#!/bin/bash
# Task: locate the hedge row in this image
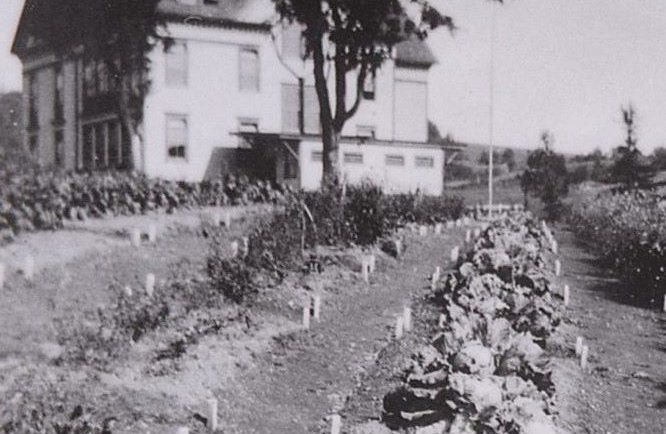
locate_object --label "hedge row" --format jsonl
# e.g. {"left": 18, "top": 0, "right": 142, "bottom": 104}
{"left": 383, "top": 214, "right": 565, "bottom": 434}
{"left": 568, "top": 191, "right": 666, "bottom": 302}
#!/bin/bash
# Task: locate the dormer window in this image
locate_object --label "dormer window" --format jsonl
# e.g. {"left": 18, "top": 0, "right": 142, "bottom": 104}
{"left": 239, "top": 47, "right": 260, "bottom": 92}
{"left": 165, "top": 42, "right": 188, "bottom": 87}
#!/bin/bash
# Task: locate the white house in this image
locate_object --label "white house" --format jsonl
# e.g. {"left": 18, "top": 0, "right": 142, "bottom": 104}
{"left": 12, "top": 0, "right": 460, "bottom": 194}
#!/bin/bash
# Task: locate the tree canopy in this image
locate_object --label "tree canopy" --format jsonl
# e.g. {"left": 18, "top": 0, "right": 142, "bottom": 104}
{"left": 609, "top": 105, "right": 655, "bottom": 189}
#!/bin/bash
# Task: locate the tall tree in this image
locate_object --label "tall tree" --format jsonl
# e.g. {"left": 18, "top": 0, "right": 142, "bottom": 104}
{"left": 610, "top": 104, "right": 654, "bottom": 189}
{"left": 273, "top": 0, "right": 461, "bottom": 179}
{"left": 30, "top": 0, "right": 166, "bottom": 170}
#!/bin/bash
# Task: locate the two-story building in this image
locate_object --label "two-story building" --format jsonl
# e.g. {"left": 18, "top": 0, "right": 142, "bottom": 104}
{"left": 12, "top": 0, "right": 459, "bottom": 194}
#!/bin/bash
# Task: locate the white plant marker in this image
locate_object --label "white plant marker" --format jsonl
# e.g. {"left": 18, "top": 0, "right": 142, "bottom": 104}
{"left": 403, "top": 307, "right": 412, "bottom": 332}
{"left": 368, "top": 254, "right": 376, "bottom": 273}
{"left": 580, "top": 345, "right": 589, "bottom": 369}
{"left": 465, "top": 229, "right": 472, "bottom": 244}
{"left": 555, "top": 259, "right": 562, "bottom": 277}
{"left": 446, "top": 221, "right": 454, "bottom": 229}
{"left": 575, "top": 336, "right": 584, "bottom": 356}
{"left": 329, "top": 414, "right": 342, "bottom": 434}
{"left": 450, "top": 246, "right": 460, "bottom": 263}
{"left": 361, "top": 259, "right": 370, "bottom": 283}
{"left": 455, "top": 219, "right": 462, "bottom": 228}
{"left": 438, "top": 314, "right": 446, "bottom": 328}
{"left": 175, "top": 427, "right": 189, "bottom": 434}
{"left": 473, "top": 228, "right": 481, "bottom": 239}
{"left": 551, "top": 240, "right": 558, "bottom": 254}
{"left": 123, "top": 285, "right": 133, "bottom": 297}
{"left": 242, "top": 236, "right": 250, "bottom": 258}
{"left": 130, "top": 228, "right": 141, "bottom": 247}
{"left": 663, "top": 295, "right": 666, "bottom": 313}
{"left": 419, "top": 225, "right": 428, "bottom": 237}
{"left": 24, "top": 256, "right": 35, "bottom": 281}
{"left": 395, "top": 239, "right": 403, "bottom": 257}
{"left": 563, "top": 284, "right": 571, "bottom": 306}
{"left": 313, "top": 295, "right": 322, "bottom": 321}
{"left": 206, "top": 398, "right": 218, "bottom": 431}
{"left": 394, "top": 316, "right": 404, "bottom": 339}
{"left": 230, "top": 241, "right": 239, "bottom": 258}
{"left": 0, "top": 263, "right": 5, "bottom": 289}
{"left": 434, "top": 223, "right": 442, "bottom": 234}
{"left": 224, "top": 212, "right": 232, "bottom": 228}
{"left": 145, "top": 273, "right": 156, "bottom": 297}
{"left": 431, "top": 266, "right": 441, "bottom": 290}
{"left": 302, "top": 304, "right": 311, "bottom": 329}
{"left": 463, "top": 217, "right": 471, "bottom": 226}
{"left": 147, "top": 224, "right": 157, "bottom": 243}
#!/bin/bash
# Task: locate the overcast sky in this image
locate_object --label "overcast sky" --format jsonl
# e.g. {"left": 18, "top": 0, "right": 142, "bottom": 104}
{"left": 1, "top": 0, "right": 665, "bottom": 154}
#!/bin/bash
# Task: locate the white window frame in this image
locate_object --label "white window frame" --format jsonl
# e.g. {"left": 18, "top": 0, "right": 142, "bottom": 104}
{"left": 165, "top": 114, "right": 189, "bottom": 161}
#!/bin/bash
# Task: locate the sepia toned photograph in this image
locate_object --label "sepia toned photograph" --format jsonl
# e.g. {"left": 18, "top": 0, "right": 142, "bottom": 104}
{"left": 0, "top": 1, "right": 664, "bottom": 433}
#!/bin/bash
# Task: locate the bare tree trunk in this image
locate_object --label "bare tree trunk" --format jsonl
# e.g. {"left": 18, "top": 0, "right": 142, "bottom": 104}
{"left": 312, "top": 35, "right": 337, "bottom": 181}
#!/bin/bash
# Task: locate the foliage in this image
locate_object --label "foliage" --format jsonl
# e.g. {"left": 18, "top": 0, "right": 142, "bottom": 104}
{"left": 609, "top": 105, "right": 655, "bottom": 189}
{"left": 272, "top": 0, "right": 455, "bottom": 176}
{"left": 383, "top": 214, "right": 563, "bottom": 433}
{"left": 0, "top": 171, "right": 284, "bottom": 243}
{"left": 0, "top": 92, "right": 30, "bottom": 171}
{"left": 207, "top": 255, "right": 259, "bottom": 304}
{"left": 652, "top": 147, "right": 666, "bottom": 171}
{"left": 569, "top": 191, "right": 666, "bottom": 303}
{"left": 520, "top": 131, "right": 569, "bottom": 220}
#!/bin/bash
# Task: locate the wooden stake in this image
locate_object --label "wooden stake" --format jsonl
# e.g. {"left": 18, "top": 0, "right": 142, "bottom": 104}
{"left": 24, "top": 256, "right": 35, "bottom": 281}
{"left": 551, "top": 240, "right": 558, "bottom": 254}
{"left": 395, "top": 239, "right": 403, "bottom": 257}
{"left": 563, "top": 284, "right": 570, "bottom": 306}
{"left": 455, "top": 219, "right": 462, "bottom": 228}
{"left": 130, "top": 228, "right": 141, "bottom": 247}
{"left": 663, "top": 295, "right": 666, "bottom": 313}
{"left": 403, "top": 307, "right": 412, "bottom": 332}
{"left": 123, "top": 285, "right": 133, "bottom": 297}
{"left": 368, "top": 254, "right": 376, "bottom": 273}
{"left": 230, "top": 241, "right": 239, "bottom": 258}
{"left": 206, "top": 398, "right": 218, "bottom": 431}
{"left": 146, "top": 273, "right": 156, "bottom": 297}
{"left": 329, "top": 414, "right": 342, "bottom": 434}
{"left": 419, "top": 225, "right": 428, "bottom": 237}
{"left": 395, "top": 316, "right": 404, "bottom": 339}
{"left": 575, "top": 336, "right": 584, "bottom": 356}
{"left": 224, "top": 212, "right": 232, "bottom": 228}
{"left": 302, "top": 304, "right": 311, "bottom": 329}
{"left": 465, "top": 229, "right": 471, "bottom": 243}
{"left": 463, "top": 217, "right": 471, "bottom": 226}
{"left": 446, "top": 221, "right": 454, "bottom": 229}
{"left": 431, "top": 266, "right": 441, "bottom": 290}
{"left": 473, "top": 228, "right": 481, "bottom": 238}
{"left": 242, "top": 236, "right": 250, "bottom": 258}
{"left": 434, "top": 223, "right": 442, "bottom": 234}
{"left": 580, "top": 345, "right": 589, "bottom": 369}
{"left": 147, "top": 224, "right": 157, "bottom": 243}
{"left": 450, "top": 246, "right": 460, "bottom": 263}
{"left": 555, "top": 259, "right": 562, "bottom": 277}
{"left": 313, "top": 295, "right": 322, "bottom": 321}
{"left": 438, "top": 314, "right": 446, "bottom": 328}
{"left": 361, "top": 259, "right": 370, "bottom": 283}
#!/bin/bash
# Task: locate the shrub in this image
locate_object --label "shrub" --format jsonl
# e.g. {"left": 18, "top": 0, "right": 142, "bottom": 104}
{"left": 207, "top": 256, "right": 258, "bottom": 303}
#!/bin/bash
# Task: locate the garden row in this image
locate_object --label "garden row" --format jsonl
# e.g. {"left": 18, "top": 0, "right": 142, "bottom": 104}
{"left": 0, "top": 171, "right": 285, "bottom": 241}
{"left": 568, "top": 191, "right": 666, "bottom": 303}
{"left": 382, "top": 214, "right": 566, "bottom": 434}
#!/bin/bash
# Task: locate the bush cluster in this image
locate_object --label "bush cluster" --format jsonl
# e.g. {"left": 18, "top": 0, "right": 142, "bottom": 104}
{"left": 0, "top": 170, "right": 286, "bottom": 241}
{"left": 384, "top": 214, "right": 564, "bottom": 433}
{"left": 569, "top": 191, "right": 666, "bottom": 302}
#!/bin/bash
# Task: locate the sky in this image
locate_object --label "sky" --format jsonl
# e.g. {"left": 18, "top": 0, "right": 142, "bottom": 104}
{"left": 1, "top": 0, "right": 665, "bottom": 154}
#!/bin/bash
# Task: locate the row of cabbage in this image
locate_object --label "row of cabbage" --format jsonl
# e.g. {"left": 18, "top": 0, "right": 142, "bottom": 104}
{"left": 568, "top": 191, "right": 665, "bottom": 302}
{"left": 383, "top": 214, "right": 565, "bottom": 434}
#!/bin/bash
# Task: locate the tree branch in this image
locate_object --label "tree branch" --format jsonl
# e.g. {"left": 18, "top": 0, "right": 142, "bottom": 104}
{"left": 342, "top": 61, "right": 368, "bottom": 124}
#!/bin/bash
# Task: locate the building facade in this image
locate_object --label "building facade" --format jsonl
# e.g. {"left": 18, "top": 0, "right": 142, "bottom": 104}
{"left": 12, "top": 0, "right": 458, "bottom": 195}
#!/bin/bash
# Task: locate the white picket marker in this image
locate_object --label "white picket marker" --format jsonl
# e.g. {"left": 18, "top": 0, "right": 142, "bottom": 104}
{"left": 206, "top": 398, "right": 219, "bottom": 431}
{"left": 230, "top": 241, "right": 239, "bottom": 258}
{"left": 224, "top": 212, "right": 232, "bottom": 228}
{"left": 555, "top": 259, "right": 562, "bottom": 277}
{"left": 434, "top": 223, "right": 442, "bottom": 234}
{"left": 329, "top": 414, "right": 342, "bottom": 434}
{"left": 147, "top": 224, "right": 157, "bottom": 243}
{"left": 394, "top": 316, "right": 404, "bottom": 339}
{"left": 431, "top": 266, "right": 441, "bottom": 290}
{"left": 368, "top": 254, "right": 376, "bottom": 273}
{"left": 242, "top": 236, "right": 250, "bottom": 258}
{"left": 175, "top": 427, "right": 189, "bottom": 434}
{"left": 123, "top": 285, "right": 133, "bottom": 297}
{"left": 463, "top": 216, "right": 471, "bottom": 226}
{"left": 419, "top": 225, "right": 428, "bottom": 237}
{"left": 145, "top": 273, "right": 156, "bottom": 297}
{"left": 302, "top": 304, "right": 311, "bottom": 329}
{"left": 580, "top": 345, "right": 589, "bottom": 370}
{"left": 0, "top": 263, "right": 5, "bottom": 289}
{"left": 450, "top": 246, "right": 460, "bottom": 263}
{"left": 663, "top": 295, "right": 666, "bottom": 313}
{"left": 465, "top": 229, "right": 472, "bottom": 244}
{"left": 24, "top": 256, "right": 35, "bottom": 281}
{"left": 403, "top": 307, "right": 413, "bottom": 332}
{"left": 551, "top": 240, "right": 558, "bottom": 254}
{"left": 130, "top": 228, "right": 141, "bottom": 247}
{"left": 395, "top": 239, "right": 403, "bottom": 257}
{"left": 473, "top": 228, "right": 481, "bottom": 238}
{"left": 438, "top": 314, "right": 446, "bottom": 328}
{"left": 446, "top": 221, "right": 454, "bottom": 229}
{"left": 575, "top": 336, "right": 584, "bottom": 356}
{"left": 313, "top": 295, "right": 322, "bottom": 321}
{"left": 455, "top": 219, "right": 462, "bottom": 228}
{"left": 361, "top": 259, "right": 370, "bottom": 283}
{"left": 563, "top": 284, "right": 570, "bottom": 306}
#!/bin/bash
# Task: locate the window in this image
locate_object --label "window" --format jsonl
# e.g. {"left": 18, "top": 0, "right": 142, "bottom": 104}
{"left": 239, "top": 47, "right": 260, "bottom": 92}
{"left": 108, "top": 122, "right": 121, "bottom": 167}
{"left": 54, "top": 66, "right": 64, "bottom": 122}
{"left": 97, "top": 61, "right": 109, "bottom": 94}
{"left": 282, "top": 24, "right": 305, "bottom": 58}
{"left": 84, "top": 59, "right": 96, "bottom": 98}
{"left": 415, "top": 156, "right": 435, "bottom": 168}
{"left": 54, "top": 130, "right": 64, "bottom": 167}
{"left": 303, "top": 86, "right": 319, "bottom": 133}
{"left": 166, "top": 115, "right": 188, "bottom": 159}
{"left": 28, "top": 73, "right": 39, "bottom": 128}
{"left": 363, "top": 72, "right": 376, "bottom": 100}
{"left": 311, "top": 151, "right": 323, "bottom": 162}
{"left": 283, "top": 148, "right": 298, "bottom": 179}
{"left": 95, "top": 123, "right": 107, "bottom": 168}
{"left": 281, "top": 84, "right": 299, "bottom": 133}
{"left": 165, "top": 42, "right": 188, "bottom": 87}
{"left": 343, "top": 152, "right": 363, "bottom": 164}
{"left": 357, "top": 125, "right": 376, "bottom": 139}
{"left": 385, "top": 154, "right": 405, "bottom": 166}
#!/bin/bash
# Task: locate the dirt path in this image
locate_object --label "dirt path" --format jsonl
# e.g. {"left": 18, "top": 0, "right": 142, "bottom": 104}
{"left": 551, "top": 229, "right": 666, "bottom": 434}
{"left": 213, "top": 230, "right": 465, "bottom": 434}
